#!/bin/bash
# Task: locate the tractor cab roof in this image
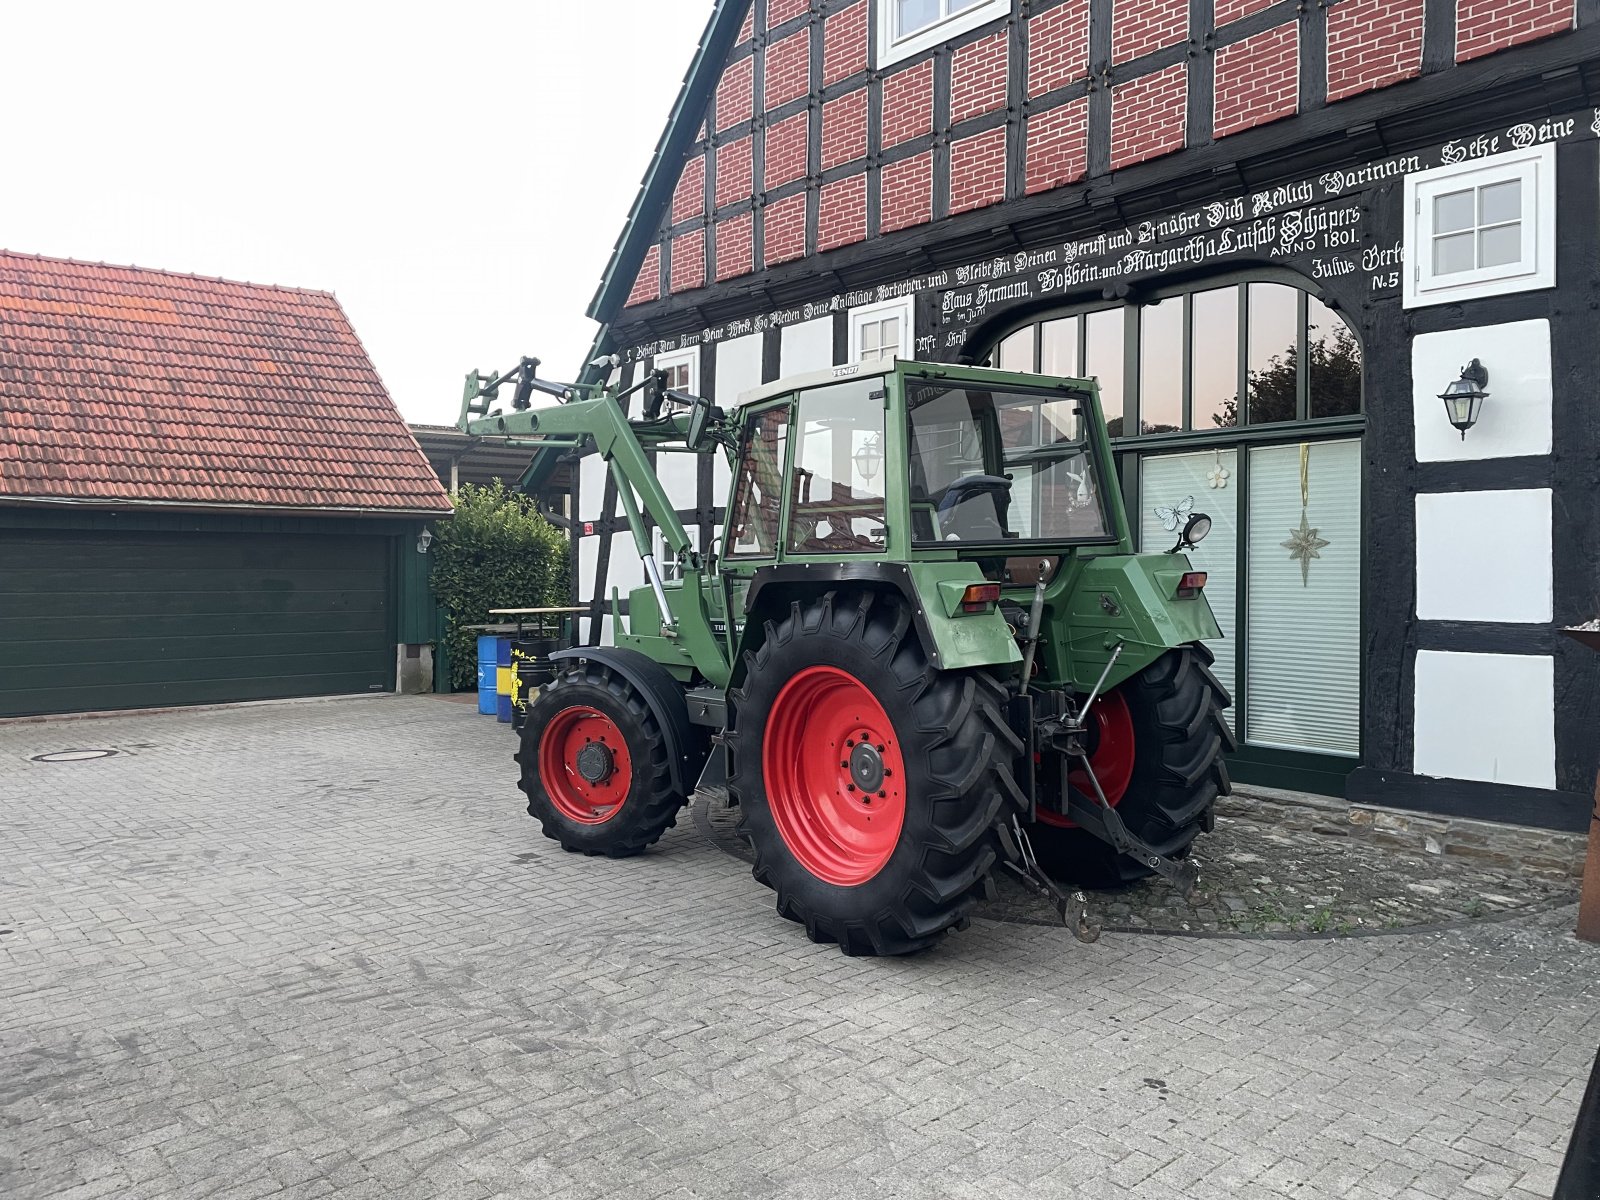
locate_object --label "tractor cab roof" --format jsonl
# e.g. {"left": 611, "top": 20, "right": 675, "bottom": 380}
{"left": 734, "top": 359, "right": 1094, "bottom": 411}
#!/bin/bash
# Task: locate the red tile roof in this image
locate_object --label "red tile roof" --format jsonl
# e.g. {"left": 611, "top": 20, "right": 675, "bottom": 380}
{"left": 0, "top": 251, "right": 451, "bottom": 515}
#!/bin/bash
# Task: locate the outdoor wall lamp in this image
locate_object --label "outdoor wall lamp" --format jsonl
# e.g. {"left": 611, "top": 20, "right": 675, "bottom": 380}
{"left": 853, "top": 434, "right": 883, "bottom": 483}
{"left": 1439, "top": 359, "right": 1490, "bottom": 439}
{"left": 417, "top": 528, "right": 434, "bottom": 554}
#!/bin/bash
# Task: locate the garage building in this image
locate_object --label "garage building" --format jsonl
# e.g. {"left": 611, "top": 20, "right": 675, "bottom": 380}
{"left": 0, "top": 251, "right": 452, "bottom": 717}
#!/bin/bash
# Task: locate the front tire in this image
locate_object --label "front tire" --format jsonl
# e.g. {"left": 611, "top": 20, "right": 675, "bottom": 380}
{"left": 516, "top": 661, "right": 687, "bottom": 857}
{"left": 1030, "top": 644, "right": 1233, "bottom": 888}
{"left": 729, "top": 589, "right": 1026, "bottom": 956}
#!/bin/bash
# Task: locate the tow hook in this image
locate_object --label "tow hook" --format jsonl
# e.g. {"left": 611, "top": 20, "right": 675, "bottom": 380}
{"left": 999, "top": 817, "right": 1100, "bottom": 943}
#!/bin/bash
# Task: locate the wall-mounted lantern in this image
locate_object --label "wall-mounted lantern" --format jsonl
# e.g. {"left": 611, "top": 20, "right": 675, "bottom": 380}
{"left": 1439, "top": 359, "right": 1490, "bottom": 440}
{"left": 853, "top": 434, "right": 883, "bottom": 484}
{"left": 417, "top": 527, "right": 434, "bottom": 555}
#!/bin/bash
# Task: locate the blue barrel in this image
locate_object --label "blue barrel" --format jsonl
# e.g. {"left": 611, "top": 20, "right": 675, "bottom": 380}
{"left": 477, "top": 636, "right": 498, "bottom": 715}
{"left": 495, "top": 638, "right": 513, "bottom": 723}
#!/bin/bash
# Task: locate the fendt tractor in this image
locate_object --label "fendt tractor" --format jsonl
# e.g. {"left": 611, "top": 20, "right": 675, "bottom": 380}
{"left": 460, "top": 355, "right": 1235, "bottom": 955}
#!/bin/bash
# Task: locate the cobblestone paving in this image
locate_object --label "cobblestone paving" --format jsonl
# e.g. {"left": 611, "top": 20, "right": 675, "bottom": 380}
{"left": 3, "top": 696, "right": 1597, "bottom": 1200}
{"left": 700, "top": 793, "right": 1580, "bottom": 937}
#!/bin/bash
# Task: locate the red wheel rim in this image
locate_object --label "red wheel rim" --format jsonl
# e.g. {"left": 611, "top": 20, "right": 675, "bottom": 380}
{"left": 1038, "top": 689, "right": 1137, "bottom": 828}
{"left": 762, "top": 666, "right": 907, "bottom": 886}
{"left": 537, "top": 706, "right": 633, "bottom": 825}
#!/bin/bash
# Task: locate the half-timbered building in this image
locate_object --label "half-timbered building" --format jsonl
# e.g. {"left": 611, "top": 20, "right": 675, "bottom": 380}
{"left": 568, "top": 0, "right": 1600, "bottom": 831}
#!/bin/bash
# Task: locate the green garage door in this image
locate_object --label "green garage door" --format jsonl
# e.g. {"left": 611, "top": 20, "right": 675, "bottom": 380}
{"left": 0, "top": 528, "right": 393, "bottom": 717}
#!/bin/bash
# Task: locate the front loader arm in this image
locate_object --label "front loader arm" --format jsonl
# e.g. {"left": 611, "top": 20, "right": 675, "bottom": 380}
{"left": 466, "top": 394, "right": 731, "bottom": 685}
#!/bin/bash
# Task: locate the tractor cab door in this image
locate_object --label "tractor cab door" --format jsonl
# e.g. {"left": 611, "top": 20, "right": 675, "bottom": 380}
{"left": 724, "top": 376, "right": 891, "bottom": 565}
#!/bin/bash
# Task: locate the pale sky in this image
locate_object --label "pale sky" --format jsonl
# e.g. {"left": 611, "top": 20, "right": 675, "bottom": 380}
{"left": 0, "top": 1, "right": 713, "bottom": 425}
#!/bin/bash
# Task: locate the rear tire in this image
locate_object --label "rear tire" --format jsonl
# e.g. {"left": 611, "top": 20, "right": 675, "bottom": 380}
{"left": 1030, "top": 644, "right": 1233, "bottom": 889}
{"left": 729, "top": 589, "right": 1026, "bottom": 956}
{"left": 516, "top": 661, "right": 687, "bottom": 857}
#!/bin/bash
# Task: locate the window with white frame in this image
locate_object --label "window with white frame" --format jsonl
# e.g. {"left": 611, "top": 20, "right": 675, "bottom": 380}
{"left": 652, "top": 345, "right": 700, "bottom": 393}
{"left": 1403, "top": 144, "right": 1555, "bottom": 309}
{"left": 848, "top": 296, "right": 913, "bottom": 364}
{"left": 877, "top": 0, "right": 1008, "bottom": 67}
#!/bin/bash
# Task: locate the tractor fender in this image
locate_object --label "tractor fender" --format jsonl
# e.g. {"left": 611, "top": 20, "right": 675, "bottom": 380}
{"left": 733, "top": 562, "right": 1021, "bottom": 692}
{"left": 547, "top": 647, "right": 702, "bottom": 796}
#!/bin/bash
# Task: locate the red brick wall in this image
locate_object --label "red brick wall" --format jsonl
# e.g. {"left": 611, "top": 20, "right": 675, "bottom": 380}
{"left": 1111, "top": 0, "right": 1187, "bottom": 63}
{"left": 625, "top": 244, "right": 661, "bottom": 308}
{"left": 1025, "top": 99, "right": 1088, "bottom": 194}
{"left": 1457, "top": 0, "right": 1573, "bottom": 62}
{"left": 950, "top": 127, "right": 1008, "bottom": 215}
{"left": 715, "top": 214, "right": 755, "bottom": 281}
{"left": 640, "top": 0, "right": 1578, "bottom": 303}
{"left": 1325, "top": 0, "right": 1423, "bottom": 102}
{"left": 765, "top": 29, "right": 811, "bottom": 110}
{"left": 1109, "top": 62, "right": 1186, "bottom": 170}
{"left": 715, "top": 136, "right": 754, "bottom": 211}
{"left": 717, "top": 57, "right": 753, "bottom": 132}
{"left": 818, "top": 174, "right": 868, "bottom": 251}
{"left": 670, "top": 230, "right": 705, "bottom": 293}
{"left": 950, "top": 30, "right": 1009, "bottom": 125}
{"left": 765, "top": 112, "right": 810, "bottom": 190}
{"left": 768, "top": 0, "right": 810, "bottom": 27}
{"left": 881, "top": 152, "right": 933, "bottom": 233}
{"left": 738, "top": 4, "right": 755, "bottom": 44}
{"left": 672, "top": 156, "right": 705, "bottom": 224}
{"left": 764, "top": 193, "right": 808, "bottom": 265}
{"left": 883, "top": 60, "right": 935, "bottom": 147}
{"left": 823, "top": 0, "right": 868, "bottom": 84}
{"left": 1028, "top": 2, "right": 1090, "bottom": 97}
{"left": 822, "top": 88, "right": 868, "bottom": 169}
{"left": 1214, "top": 0, "right": 1278, "bottom": 26}
{"left": 1214, "top": 24, "right": 1298, "bottom": 137}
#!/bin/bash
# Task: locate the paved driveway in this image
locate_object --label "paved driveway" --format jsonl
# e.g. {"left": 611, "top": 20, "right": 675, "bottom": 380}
{"left": 2, "top": 696, "right": 1596, "bottom": 1200}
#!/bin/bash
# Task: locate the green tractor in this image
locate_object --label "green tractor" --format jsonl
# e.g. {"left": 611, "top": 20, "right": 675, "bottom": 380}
{"left": 462, "top": 355, "right": 1234, "bottom": 955}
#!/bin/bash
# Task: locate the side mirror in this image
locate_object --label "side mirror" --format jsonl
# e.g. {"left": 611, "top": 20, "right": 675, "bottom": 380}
{"left": 685, "top": 396, "right": 723, "bottom": 450}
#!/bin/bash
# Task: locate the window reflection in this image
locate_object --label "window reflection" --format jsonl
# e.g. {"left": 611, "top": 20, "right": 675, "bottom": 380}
{"left": 1307, "top": 295, "right": 1361, "bottom": 418}
{"left": 1191, "top": 286, "right": 1238, "bottom": 429}
{"left": 1139, "top": 297, "right": 1182, "bottom": 434}
{"left": 1246, "top": 282, "right": 1298, "bottom": 425}
{"left": 786, "top": 381, "right": 887, "bottom": 553}
{"left": 997, "top": 326, "right": 1035, "bottom": 372}
{"left": 1084, "top": 309, "right": 1125, "bottom": 436}
{"left": 1041, "top": 316, "right": 1078, "bottom": 377}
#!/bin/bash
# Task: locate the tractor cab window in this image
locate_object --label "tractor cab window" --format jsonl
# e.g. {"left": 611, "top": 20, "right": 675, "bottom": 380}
{"left": 907, "top": 383, "right": 1111, "bottom": 545}
{"left": 727, "top": 405, "right": 791, "bottom": 557}
{"left": 785, "top": 379, "right": 888, "bottom": 554}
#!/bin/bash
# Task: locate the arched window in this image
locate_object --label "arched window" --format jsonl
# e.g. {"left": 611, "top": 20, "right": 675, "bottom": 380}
{"left": 990, "top": 275, "right": 1362, "bottom": 439}
{"left": 984, "top": 275, "right": 1365, "bottom": 791}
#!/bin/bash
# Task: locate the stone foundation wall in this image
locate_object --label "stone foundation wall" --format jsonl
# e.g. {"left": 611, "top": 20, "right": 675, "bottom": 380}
{"left": 1227, "top": 785, "right": 1588, "bottom": 880}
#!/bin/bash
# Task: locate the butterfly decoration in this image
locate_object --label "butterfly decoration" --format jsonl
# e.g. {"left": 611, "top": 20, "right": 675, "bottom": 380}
{"left": 1154, "top": 495, "right": 1195, "bottom": 532}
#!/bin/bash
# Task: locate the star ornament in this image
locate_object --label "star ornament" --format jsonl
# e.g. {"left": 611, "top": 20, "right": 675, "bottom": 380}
{"left": 1281, "top": 512, "right": 1330, "bottom": 586}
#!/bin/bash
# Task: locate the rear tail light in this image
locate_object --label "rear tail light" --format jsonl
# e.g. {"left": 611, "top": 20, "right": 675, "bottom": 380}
{"left": 1176, "top": 571, "right": 1207, "bottom": 600}
{"left": 961, "top": 583, "right": 1002, "bottom": 613}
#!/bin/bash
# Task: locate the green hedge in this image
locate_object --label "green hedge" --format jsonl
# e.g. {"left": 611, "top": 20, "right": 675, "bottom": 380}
{"left": 429, "top": 481, "right": 570, "bottom": 692}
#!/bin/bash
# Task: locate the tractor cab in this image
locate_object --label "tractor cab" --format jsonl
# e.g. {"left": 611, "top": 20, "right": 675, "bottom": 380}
{"left": 721, "top": 360, "right": 1128, "bottom": 585}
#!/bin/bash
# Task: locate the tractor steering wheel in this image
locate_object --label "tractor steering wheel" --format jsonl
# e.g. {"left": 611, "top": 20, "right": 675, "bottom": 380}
{"left": 935, "top": 475, "right": 1012, "bottom": 541}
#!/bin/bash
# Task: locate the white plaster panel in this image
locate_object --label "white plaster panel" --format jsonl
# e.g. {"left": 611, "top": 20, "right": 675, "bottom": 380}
{"left": 712, "top": 332, "right": 765, "bottom": 509}
{"left": 1412, "top": 320, "right": 1551, "bottom": 462}
{"left": 714, "top": 332, "right": 765, "bottom": 408}
{"left": 577, "top": 452, "right": 608, "bottom": 523}
{"left": 1413, "top": 650, "right": 1554, "bottom": 789}
{"left": 1414, "top": 489, "right": 1551, "bottom": 622}
{"left": 780, "top": 317, "right": 836, "bottom": 377}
